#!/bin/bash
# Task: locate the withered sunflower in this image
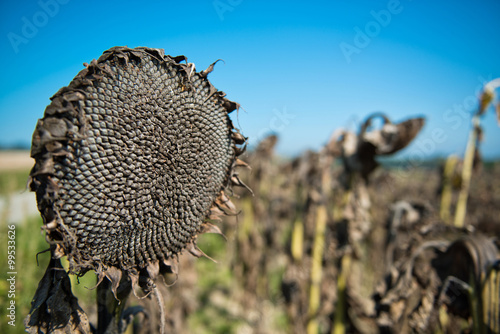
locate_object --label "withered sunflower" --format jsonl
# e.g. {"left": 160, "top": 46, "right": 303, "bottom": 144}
{"left": 26, "top": 46, "right": 248, "bottom": 333}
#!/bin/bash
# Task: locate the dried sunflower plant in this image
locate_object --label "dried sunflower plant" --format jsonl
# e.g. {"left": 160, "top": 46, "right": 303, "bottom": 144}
{"left": 25, "top": 46, "right": 249, "bottom": 334}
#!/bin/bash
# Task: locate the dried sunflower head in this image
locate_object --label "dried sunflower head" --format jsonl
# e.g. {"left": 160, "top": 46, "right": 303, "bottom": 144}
{"left": 334, "top": 113, "right": 425, "bottom": 180}
{"left": 29, "top": 46, "right": 247, "bottom": 290}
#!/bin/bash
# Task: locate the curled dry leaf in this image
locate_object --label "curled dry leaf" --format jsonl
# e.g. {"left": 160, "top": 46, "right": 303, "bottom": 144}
{"left": 480, "top": 77, "right": 500, "bottom": 119}
{"left": 361, "top": 115, "right": 426, "bottom": 156}
{"left": 478, "top": 88, "right": 495, "bottom": 116}
{"left": 433, "top": 235, "right": 499, "bottom": 325}
{"left": 339, "top": 113, "right": 425, "bottom": 180}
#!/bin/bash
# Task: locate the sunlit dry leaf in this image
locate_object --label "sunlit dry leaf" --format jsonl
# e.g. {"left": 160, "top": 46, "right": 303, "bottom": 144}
{"left": 375, "top": 117, "right": 426, "bottom": 155}
{"left": 478, "top": 89, "right": 494, "bottom": 115}
{"left": 341, "top": 113, "right": 425, "bottom": 180}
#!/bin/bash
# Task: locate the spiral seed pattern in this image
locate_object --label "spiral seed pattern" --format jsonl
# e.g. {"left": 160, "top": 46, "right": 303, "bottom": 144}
{"left": 30, "top": 47, "right": 240, "bottom": 274}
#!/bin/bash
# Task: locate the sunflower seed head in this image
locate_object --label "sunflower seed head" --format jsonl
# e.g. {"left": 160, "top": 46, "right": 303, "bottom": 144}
{"left": 30, "top": 46, "right": 247, "bottom": 289}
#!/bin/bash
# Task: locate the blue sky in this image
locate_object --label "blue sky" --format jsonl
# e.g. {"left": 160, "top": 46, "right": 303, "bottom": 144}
{"left": 1, "top": 0, "right": 499, "bottom": 159}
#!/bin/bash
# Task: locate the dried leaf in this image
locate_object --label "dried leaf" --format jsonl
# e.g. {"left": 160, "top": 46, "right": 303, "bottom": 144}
{"left": 199, "top": 59, "right": 224, "bottom": 77}
{"left": 104, "top": 266, "right": 123, "bottom": 301}
{"left": 478, "top": 88, "right": 494, "bottom": 115}
{"left": 376, "top": 117, "right": 426, "bottom": 155}
{"left": 200, "top": 222, "right": 226, "bottom": 239}
{"left": 24, "top": 257, "right": 91, "bottom": 334}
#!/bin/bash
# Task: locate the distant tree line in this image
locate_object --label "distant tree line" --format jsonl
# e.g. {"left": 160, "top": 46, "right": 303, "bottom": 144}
{"left": 0, "top": 142, "right": 30, "bottom": 150}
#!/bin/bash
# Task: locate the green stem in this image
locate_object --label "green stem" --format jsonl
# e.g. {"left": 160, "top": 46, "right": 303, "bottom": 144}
{"left": 332, "top": 253, "right": 351, "bottom": 334}
{"left": 291, "top": 218, "right": 304, "bottom": 263}
{"left": 307, "top": 203, "right": 328, "bottom": 334}
{"left": 307, "top": 159, "right": 332, "bottom": 334}
{"left": 291, "top": 184, "right": 305, "bottom": 263}
{"left": 440, "top": 155, "right": 457, "bottom": 224}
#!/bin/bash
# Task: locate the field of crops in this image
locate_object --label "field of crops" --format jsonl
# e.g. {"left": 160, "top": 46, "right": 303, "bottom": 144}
{"left": 1, "top": 57, "right": 499, "bottom": 333}
{"left": 1, "top": 120, "right": 499, "bottom": 334}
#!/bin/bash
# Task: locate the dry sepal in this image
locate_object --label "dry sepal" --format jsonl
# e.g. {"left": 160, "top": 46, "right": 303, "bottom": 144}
{"left": 29, "top": 46, "right": 247, "bottom": 293}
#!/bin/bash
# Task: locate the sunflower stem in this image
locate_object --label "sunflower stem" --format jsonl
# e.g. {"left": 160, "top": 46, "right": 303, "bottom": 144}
{"left": 332, "top": 253, "right": 352, "bottom": 334}
{"left": 291, "top": 182, "right": 305, "bottom": 263}
{"left": 306, "top": 156, "right": 332, "bottom": 334}
{"left": 440, "top": 155, "right": 458, "bottom": 224}
{"left": 453, "top": 115, "right": 479, "bottom": 228}
{"left": 306, "top": 203, "right": 328, "bottom": 334}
